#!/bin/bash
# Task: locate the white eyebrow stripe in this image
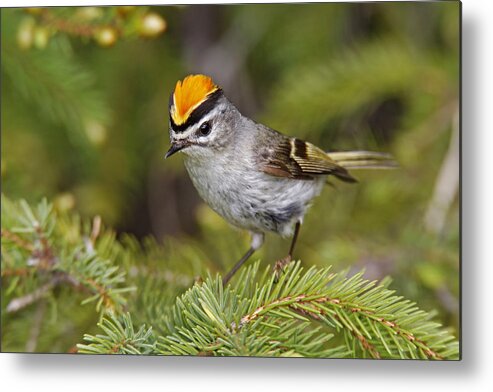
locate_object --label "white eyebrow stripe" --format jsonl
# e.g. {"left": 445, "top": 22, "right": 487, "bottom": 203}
{"left": 170, "top": 110, "right": 218, "bottom": 140}
{"left": 172, "top": 128, "right": 195, "bottom": 140}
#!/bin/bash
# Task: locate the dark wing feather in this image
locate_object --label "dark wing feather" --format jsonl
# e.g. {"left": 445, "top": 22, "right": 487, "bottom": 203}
{"left": 258, "top": 136, "right": 357, "bottom": 183}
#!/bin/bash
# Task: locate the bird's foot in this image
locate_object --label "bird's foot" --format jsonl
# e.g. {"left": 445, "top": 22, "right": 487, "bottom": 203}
{"left": 273, "top": 254, "right": 292, "bottom": 283}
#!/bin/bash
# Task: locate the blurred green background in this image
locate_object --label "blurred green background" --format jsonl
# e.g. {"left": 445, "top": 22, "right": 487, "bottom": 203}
{"left": 1, "top": 2, "right": 460, "bottom": 342}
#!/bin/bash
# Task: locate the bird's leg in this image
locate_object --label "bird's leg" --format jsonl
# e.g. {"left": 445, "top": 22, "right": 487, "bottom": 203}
{"left": 288, "top": 221, "right": 301, "bottom": 258}
{"left": 222, "top": 248, "right": 255, "bottom": 286}
{"left": 223, "top": 232, "right": 264, "bottom": 286}
{"left": 274, "top": 221, "right": 301, "bottom": 280}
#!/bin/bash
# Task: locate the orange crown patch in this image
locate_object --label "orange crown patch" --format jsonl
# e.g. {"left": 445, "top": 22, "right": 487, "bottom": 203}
{"left": 171, "top": 74, "right": 219, "bottom": 125}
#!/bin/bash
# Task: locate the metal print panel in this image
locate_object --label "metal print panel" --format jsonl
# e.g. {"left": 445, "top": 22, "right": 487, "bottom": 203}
{"left": 1, "top": 2, "right": 460, "bottom": 359}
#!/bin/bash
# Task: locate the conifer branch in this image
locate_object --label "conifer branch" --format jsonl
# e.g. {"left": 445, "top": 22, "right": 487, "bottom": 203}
{"left": 79, "top": 262, "right": 458, "bottom": 359}
{"left": 2, "top": 196, "right": 459, "bottom": 358}
{"left": 77, "top": 314, "right": 156, "bottom": 355}
{"left": 1, "top": 228, "right": 35, "bottom": 252}
{"left": 1, "top": 195, "right": 135, "bottom": 315}
{"left": 6, "top": 280, "right": 55, "bottom": 313}
{"left": 38, "top": 8, "right": 112, "bottom": 37}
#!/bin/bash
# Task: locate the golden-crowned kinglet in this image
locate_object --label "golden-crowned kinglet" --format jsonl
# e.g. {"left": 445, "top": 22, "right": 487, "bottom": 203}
{"left": 166, "top": 74, "right": 396, "bottom": 284}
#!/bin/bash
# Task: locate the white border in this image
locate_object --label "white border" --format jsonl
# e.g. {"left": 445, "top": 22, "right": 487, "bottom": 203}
{"left": 2, "top": 0, "right": 492, "bottom": 391}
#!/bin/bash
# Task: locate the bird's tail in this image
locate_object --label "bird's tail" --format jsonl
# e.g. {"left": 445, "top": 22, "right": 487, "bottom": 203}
{"left": 327, "top": 151, "right": 397, "bottom": 170}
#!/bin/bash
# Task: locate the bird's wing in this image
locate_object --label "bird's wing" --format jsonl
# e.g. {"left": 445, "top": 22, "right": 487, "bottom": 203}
{"left": 257, "top": 136, "right": 357, "bottom": 183}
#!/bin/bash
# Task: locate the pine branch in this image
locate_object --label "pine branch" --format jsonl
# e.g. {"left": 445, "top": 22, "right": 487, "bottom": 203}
{"left": 1, "top": 195, "right": 135, "bottom": 314}
{"left": 264, "top": 39, "right": 453, "bottom": 139}
{"left": 78, "top": 262, "right": 459, "bottom": 359}
{"left": 3, "top": 196, "right": 458, "bottom": 358}
{"left": 2, "top": 43, "right": 110, "bottom": 148}
{"left": 77, "top": 313, "right": 156, "bottom": 354}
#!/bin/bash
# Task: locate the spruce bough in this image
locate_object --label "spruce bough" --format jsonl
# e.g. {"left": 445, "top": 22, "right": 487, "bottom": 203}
{"left": 1, "top": 195, "right": 459, "bottom": 359}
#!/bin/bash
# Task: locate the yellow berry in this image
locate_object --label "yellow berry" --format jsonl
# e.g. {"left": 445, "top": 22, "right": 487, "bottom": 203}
{"left": 139, "top": 13, "right": 166, "bottom": 38}
{"left": 117, "top": 6, "right": 136, "bottom": 16}
{"left": 24, "top": 8, "right": 43, "bottom": 15}
{"left": 17, "top": 18, "right": 35, "bottom": 49}
{"left": 85, "top": 121, "right": 107, "bottom": 146}
{"left": 75, "top": 7, "right": 103, "bottom": 21}
{"left": 94, "top": 27, "right": 117, "bottom": 47}
{"left": 33, "top": 27, "right": 50, "bottom": 49}
{"left": 54, "top": 192, "right": 76, "bottom": 212}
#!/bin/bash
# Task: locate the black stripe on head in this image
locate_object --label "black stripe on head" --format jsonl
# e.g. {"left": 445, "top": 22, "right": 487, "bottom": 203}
{"left": 170, "top": 89, "right": 223, "bottom": 133}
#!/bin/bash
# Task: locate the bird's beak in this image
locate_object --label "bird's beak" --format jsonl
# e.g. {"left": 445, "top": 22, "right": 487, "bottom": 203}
{"left": 165, "top": 141, "right": 187, "bottom": 159}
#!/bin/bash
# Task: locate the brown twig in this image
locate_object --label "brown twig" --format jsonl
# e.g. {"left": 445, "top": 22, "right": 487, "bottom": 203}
{"left": 354, "top": 332, "right": 381, "bottom": 359}
{"left": 40, "top": 9, "right": 97, "bottom": 37}
{"left": 90, "top": 215, "right": 102, "bottom": 244}
{"left": 1, "top": 228, "right": 34, "bottom": 252}
{"left": 31, "top": 225, "right": 57, "bottom": 268}
{"left": 5, "top": 272, "right": 79, "bottom": 313}
{"left": 424, "top": 108, "right": 460, "bottom": 235}
{"left": 25, "top": 300, "right": 47, "bottom": 352}
{"left": 85, "top": 278, "right": 115, "bottom": 310}
{"left": 237, "top": 293, "right": 442, "bottom": 360}
{"left": 6, "top": 280, "right": 55, "bottom": 313}
{"left": 1, "top": 267, "right": 33, "bottom": 277}
{"left": 39, "top": 8, "right": 122, "bottom": 37}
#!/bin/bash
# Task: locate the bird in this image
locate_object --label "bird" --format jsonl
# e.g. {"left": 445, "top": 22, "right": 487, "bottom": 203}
{"left": 165, "top": 74, "right": 396, "bottom": 284}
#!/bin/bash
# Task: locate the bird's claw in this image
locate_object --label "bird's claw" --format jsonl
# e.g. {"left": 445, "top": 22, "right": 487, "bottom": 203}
{"left": 273, "top": 255, "right": 292, "bottom": 283}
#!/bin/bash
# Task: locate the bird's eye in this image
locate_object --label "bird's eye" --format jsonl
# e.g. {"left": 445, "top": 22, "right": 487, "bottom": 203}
{"left": 199, "top": 121, "right": 212, "bottom": 136}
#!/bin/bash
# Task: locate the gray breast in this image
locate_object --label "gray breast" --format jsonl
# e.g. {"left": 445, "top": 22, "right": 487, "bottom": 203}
{"left": 184, "top": 155, "right": 325, "bottom": 237}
